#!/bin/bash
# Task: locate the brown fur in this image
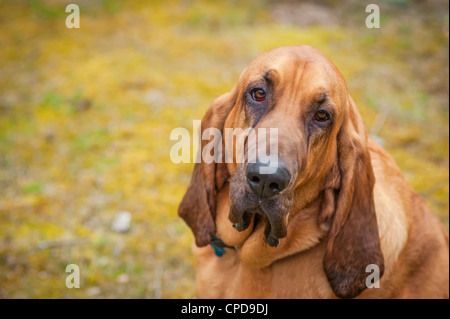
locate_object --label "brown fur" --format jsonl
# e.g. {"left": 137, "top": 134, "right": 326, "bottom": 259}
{"left": 178, "top": 45, "right": 449, "bottom": 299}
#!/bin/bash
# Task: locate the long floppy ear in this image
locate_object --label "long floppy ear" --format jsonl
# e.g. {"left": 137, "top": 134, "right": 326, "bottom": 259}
{"left": 323, "top": 96, "right": 385, "bottom": 299}
{"left": 178, "top": 92, "right": 235, "bottom": 247}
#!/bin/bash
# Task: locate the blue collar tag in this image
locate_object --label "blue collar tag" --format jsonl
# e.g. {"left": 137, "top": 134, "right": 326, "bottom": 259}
{"left": 209, "top": 236, "right": 232, "bottom": 257}
{"left": 210, "top": 242, "right": 226, "bottom": 257}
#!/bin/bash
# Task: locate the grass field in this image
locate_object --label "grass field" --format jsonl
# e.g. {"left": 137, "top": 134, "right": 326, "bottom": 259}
{"left": 0, "top": 0, "right": 448, "bottom": 298}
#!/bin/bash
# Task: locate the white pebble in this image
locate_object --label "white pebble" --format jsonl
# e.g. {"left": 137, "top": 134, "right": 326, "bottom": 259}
{"left": 112, "top": 211, "right": 131, "bottom": 233}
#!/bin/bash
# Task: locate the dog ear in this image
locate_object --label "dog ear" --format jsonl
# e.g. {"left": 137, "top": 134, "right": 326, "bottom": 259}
{"left": 323, "top": 96, "right": 385, "bottom": 299}
{"left": 178, "top": 93, "right": 234, "bottom": 247}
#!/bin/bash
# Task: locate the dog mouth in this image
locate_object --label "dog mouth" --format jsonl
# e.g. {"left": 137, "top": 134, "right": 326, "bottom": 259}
{"left": 228, "top": 167, "right": 293, "bottom": 248}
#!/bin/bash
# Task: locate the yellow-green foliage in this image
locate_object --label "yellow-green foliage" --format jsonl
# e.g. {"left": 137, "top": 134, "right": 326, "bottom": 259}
{"left": 0, "top": 0, "right": 448, "bottom": 298}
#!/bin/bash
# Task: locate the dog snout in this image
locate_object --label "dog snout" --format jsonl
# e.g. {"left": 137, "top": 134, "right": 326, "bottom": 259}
{"left": 245, "top": 160, "right": 291, "bottom": 198}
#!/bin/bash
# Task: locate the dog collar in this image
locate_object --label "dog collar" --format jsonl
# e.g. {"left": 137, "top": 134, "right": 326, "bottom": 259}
{"left": 210, "top": 236, "right": 235, "bottom": 257}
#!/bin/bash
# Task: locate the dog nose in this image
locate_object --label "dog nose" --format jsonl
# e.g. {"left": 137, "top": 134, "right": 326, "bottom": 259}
{"left": 246, "top": 161, "right": 291, "bottom": 198}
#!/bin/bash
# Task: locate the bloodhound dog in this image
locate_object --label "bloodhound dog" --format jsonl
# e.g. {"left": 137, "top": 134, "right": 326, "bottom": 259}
{"left": 178, "top": 45, "right": 449, "bottom": 299}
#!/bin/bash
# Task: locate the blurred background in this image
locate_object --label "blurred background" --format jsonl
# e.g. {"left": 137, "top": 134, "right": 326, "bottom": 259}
{"left": 0, "top": 0, "right": 448, "bottom": 298}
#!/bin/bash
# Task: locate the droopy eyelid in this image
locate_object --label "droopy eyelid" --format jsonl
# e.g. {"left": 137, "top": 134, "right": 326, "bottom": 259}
{"left": 245, "top": 79, "right": 267, "bottom": 95}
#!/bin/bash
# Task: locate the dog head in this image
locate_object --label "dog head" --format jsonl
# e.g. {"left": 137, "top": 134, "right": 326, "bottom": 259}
{"left": 178, "top": 45, "right": 384, "bottom": 298}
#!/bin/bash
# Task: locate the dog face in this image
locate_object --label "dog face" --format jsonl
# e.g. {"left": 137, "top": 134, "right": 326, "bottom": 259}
{"left": 225, "top": 46, "right": 349, "bottom": 247}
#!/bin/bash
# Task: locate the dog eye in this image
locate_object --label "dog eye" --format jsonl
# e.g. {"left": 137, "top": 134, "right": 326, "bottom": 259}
{"left": 313, "top": 110, "right": 330, "bottom": 122}
{"left": 251, "top": 88, "right": 266, "bottom": 102}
